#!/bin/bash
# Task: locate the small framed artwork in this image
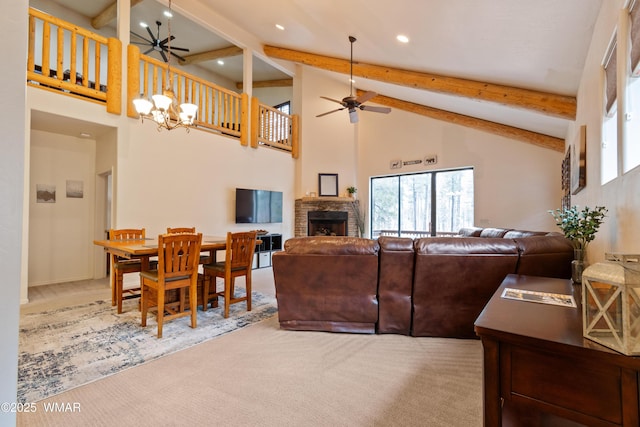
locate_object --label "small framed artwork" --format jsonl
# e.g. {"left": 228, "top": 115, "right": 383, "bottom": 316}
{"left": 66, "top": 180, "right": 84, "bottom": 198}
{"left": 36, "top": 184, "right": 56, "bottom": 203}
{"left": 571, "top": 125, "right": 586, "bottom": 195}
{"left": 318, "top": 173, "right": 338, "bottom": 197}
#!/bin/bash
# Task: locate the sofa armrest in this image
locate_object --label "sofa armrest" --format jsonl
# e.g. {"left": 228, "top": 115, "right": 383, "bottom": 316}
{"left": 514, "top": 235, "right": 573, "bottom": 279}
{"left": 273, "top": 237, "right": 379, "bottom": 333}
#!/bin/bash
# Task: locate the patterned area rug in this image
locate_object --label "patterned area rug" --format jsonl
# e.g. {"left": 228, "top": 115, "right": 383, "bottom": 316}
{"left": 18, "top": 290, "right": 278, "bottom": 403}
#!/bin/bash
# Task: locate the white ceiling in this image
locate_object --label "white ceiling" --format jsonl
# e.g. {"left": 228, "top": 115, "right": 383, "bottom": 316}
{"left": 35, "top": 0, "right": 604, "bottom": 141}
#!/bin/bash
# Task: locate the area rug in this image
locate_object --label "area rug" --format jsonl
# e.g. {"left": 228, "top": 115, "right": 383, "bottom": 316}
{"left": 17, "top": 290, "right": 278, "bottom": 403}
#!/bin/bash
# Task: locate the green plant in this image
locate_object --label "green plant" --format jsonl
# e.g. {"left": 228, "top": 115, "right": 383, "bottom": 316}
{"left": 549, "top": 205, "right": 608, "bottom": 250}
{"left": 347, "top": 186, "right": 357, "bottom": 195}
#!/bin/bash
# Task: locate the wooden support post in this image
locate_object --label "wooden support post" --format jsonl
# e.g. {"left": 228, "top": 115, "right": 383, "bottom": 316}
{"left": 106, "top": 37, "right": 121, "bottom": 115}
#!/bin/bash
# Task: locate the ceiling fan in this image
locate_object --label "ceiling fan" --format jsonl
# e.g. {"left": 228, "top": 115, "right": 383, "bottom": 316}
{"left": 316, "top": 36, "right": 391, "bottom": 123}
{"left": 131, "top": 20, "right": 190, "bottom": 63}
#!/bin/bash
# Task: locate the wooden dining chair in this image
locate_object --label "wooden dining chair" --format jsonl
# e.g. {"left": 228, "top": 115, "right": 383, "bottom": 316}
{"left": 167, "top": 227, "right": 196, "bottom": 234}
{"left": 167, "top": 227, "right": 213, "bottom": 264}
{"left": 201, "top": 231, "right": 258, "bottom": 318}
{"left": 140, "top": 232, "right": 202, "bottom": 338}
{"left": 110, "top": 228, "right": 146, "bottom": 314}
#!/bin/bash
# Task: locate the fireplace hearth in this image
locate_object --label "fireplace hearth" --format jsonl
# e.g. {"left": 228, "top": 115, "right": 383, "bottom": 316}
{"left": 308, "top": 210, "right": 348, "bottom": 236}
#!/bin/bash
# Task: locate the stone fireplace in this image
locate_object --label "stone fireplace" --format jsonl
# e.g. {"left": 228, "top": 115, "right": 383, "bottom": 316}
{"left": 295, "top": 197, "right": 361, "bottom": 237}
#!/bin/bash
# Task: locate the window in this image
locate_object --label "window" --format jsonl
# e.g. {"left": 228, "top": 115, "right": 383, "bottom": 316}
{"left": 626, "top": 3, "right": 640, "bottom": 172}
{"left": 371, "top": 168, "right": 474, "bottom": 238}
{"left": 274, "top": 101, "right": 290, "bottom": 114}
{"left": 602, "top": 37, "right": 618, "bottom": 184}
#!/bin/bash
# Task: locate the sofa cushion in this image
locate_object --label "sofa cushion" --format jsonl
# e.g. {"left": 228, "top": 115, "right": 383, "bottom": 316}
{"left": 377, "top": 237, "right": 414, "bottom": 335}
{"left": 479, "top": 227, "right": 512, "bottom": 238}
{"left": 412, "top": 237, "right": 520, "bottom": 338}
{"left": 503, "top": 230, "right": 548, "bottom": 238}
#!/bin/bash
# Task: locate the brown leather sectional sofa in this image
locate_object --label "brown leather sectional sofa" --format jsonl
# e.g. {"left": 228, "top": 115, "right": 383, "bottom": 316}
{"left": 271, "top": 228, "right": 573, "bottom": 338}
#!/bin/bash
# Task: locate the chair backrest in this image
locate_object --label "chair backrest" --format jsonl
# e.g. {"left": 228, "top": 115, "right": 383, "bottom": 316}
{"left": 110, "top": 228, "right": 145, "bottom": 240}
{"left": 157, "top": 233, "right": 203, "bottom": 280}
{"left": 167, "top": 227, "right": 196, "bottom": 234}
{"left": 225, "top": 231, "right": 258, "bottom": 270}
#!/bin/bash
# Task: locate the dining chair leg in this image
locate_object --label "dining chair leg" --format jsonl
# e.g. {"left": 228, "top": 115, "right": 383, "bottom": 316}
{"left": 157, "top": 287, "right": 165, "bottom": 339}
{"left": 201, "top": 272, "right": 209, "bottom": 312}
{"left": 110, "top": 254, "right": 117, "bottom": 306}
{"left": 141, "top": 282, "right": 148, "bottom": 327}
{"left": 116, "top": 273, "right": 124, "bottom": 314}
{"left": 189, "top": 283, "right": 197, "bottom": 329}
{"left": 246, "top": 273, "right": 252, "bottom": 312}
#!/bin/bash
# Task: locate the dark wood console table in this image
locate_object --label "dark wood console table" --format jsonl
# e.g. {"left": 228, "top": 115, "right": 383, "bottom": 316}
{"left": 474, "top": 274, "right": 640, "bottom": 427}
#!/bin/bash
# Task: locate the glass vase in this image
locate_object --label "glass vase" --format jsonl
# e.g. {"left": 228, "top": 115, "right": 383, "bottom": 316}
{"left": 572, "top": 248, "right": 585, "bottom": 284}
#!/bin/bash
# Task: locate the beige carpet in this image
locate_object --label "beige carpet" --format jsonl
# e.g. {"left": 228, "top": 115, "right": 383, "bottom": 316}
{"left": 17, "top": 314, "right": 483, "bottom": 426}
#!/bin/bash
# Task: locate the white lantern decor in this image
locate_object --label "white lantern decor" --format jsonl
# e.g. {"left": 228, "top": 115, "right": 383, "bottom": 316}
{"left": 582, "top": 254, "right": 640, "bottom": 355}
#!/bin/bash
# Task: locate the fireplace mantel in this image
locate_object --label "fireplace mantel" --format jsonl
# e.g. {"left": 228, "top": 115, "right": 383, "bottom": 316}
{"left": 300, "top": 196, "right": 355, "bottom": 202}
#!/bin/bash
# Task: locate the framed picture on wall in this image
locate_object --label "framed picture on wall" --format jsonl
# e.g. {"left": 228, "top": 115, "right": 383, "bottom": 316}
{"left": 571, "top": 125, "right": 586, "bottom": 195}
{"left": 36, "top": 184, "right": 56, "bottom": 203}
{"left": 318, "top": 173, "right": 338, "bottom": 196}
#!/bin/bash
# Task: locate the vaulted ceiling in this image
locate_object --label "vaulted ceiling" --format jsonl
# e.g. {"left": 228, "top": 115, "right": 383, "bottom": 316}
{"left": 39, "top": 0, "right": 604, "bottom": 151}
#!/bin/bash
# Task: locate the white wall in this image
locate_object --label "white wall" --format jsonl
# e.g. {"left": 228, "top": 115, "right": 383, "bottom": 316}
{"left": 297, "top": 67, "right": 358, "bottom": 196}
{"left": 29, "top": 130, "right": 96, "bottom": 286}
{"left": 358, "top": 106, "right": 564, "bottom": 232}
{"left": 570, "top": 0, "right": 640, "bottom": 263}
{"left": 2, "top": 0, "right": 27, "bottom": 421}
{"left": 295, "top": 67, "right": 563, "bottom": 234}
{"left": 115, "top": 122, "right": 296, "bottom": 239}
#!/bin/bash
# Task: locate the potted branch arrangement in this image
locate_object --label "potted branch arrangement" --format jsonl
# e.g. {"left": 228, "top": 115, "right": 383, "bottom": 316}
{"left": 549, "top": 205, "right": 607, "bottom": 284}
{"left": 347, "top": 186, "right": 357, "bottom": 198}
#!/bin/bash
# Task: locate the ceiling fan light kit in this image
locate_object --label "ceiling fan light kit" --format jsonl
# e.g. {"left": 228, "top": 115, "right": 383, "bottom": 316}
{"left": 133, "top": 0, "right": 197, "bottom": 132}
{"left": 316, "top": 36, "right": 391, "bottom": 123}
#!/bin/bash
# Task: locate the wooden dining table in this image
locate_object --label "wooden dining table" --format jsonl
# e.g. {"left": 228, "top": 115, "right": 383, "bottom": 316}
{"left": 93, "top": 235, "right": 228, "bottom": 271}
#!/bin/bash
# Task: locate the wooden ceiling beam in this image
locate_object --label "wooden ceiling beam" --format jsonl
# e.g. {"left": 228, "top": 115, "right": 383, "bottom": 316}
{"left": 264, "top": 45, "right": 576, "bottom": 121}
{"left": 91, "top": 0, "right": 144, "bottom": 29}
{"left": 179, "top": 46, "right": 243, "bottom": 65}
{"left": 236, "top": 79, "right": 293, "bottom": 90}
{"left": 355, "top": 89, "right": 565, "bottom": 152}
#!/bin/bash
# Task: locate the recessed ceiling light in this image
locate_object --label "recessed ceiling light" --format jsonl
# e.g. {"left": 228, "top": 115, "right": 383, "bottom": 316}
{"left": 217, "top": 60, "right": 225, "bottom": 65}
{"left": 79, "top": 132, "right": 92, "bottom": 138}
{"left": 139, "top": 22, "right": 148, "bottom": 28}
{"left": 396, "top": 34, "right": 409, "bottom": 43}
{"left": 275, "top": 24, "right": 285, "bottom": 30}
{"left": 164, "top": 10, "right": 173, "bottom": 18}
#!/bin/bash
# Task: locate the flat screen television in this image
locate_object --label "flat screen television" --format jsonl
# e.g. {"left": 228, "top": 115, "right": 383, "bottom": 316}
{"left": 235, "top": 188, "right": 283, "bottom": 224}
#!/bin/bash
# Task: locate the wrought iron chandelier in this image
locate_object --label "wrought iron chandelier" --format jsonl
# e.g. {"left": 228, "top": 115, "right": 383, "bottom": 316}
{"left": 132, "top": 0, "right": 197, "bottom": 131}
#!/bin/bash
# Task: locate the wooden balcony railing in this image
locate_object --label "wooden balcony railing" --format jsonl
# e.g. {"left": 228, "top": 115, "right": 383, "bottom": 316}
{"left": 251, "top": 97, "right": 299, "bottom": 158}
{"left": 127, "top": 45, "right": 249, "bottom": 144}
{"left": 26, "top": 7, "right": 121, "bottom": 114}
{"left": 26, "top": 9, "right": 299, "bottom": 157}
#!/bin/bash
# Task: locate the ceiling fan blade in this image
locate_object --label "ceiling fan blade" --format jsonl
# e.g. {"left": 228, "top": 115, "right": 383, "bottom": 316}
{"left": 168, "top": 46, "right": 190, "bottom": 52}
{"left": 169, "top": 51, "right": 188, "bottom": 62}
{"left": 320, "top": 96, "right": 345, "bottom": 106}
{"left": 143, "top": 47, "right": 155, "bottom": 55}
{"left": 130, "top": 31, "right": 152, "bottom": 44}
{"left": 159, "top": 35, "right": 175, "bottom": 46}
{"left": 360, "top": 105, "right": 391, "bottom": 114}
{"left": 316, "top": 108, "right": 344, "bottom": 118}
{"left": 355, "top": 91, "right": 377, "bottom": 104}
{"left": 160, "top": 50, "right": 168, "bottom": 62}
{"left": 146, "top": 26, "right": 157, "bottom": 42}
{"left": 349, "top": 109, "right": 359, "bottom": 123}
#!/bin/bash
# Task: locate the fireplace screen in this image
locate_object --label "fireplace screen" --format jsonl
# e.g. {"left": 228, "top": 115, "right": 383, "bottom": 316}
{"left": 308, "top": 210, "right": 348, "bottom": 236}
